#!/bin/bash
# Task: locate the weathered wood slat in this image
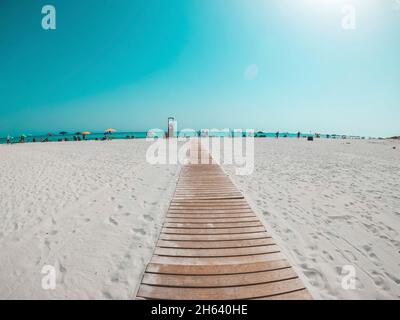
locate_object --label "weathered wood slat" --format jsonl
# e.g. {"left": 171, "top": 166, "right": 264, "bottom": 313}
{"left": 137, "top": 278, "right": 305, "bottom": 300}
{"left": 165, "top": 216, "right": 257, "bottom": 222}
{"left": 146, "top": 260, "right": 291, "bottom": 275}
{"left": 142, "top": 267, "right": 297, "bottom": 287}
{"left": 156, "top": 238, "right": 275, "bottom": 249}
{"left": 161, "top": 226, "right": 266, "bottom": 234}
{"left": 154, "top": 245, "right": 280, "bottom": 257}
{"left": 150, "top": 252, "right": 285, "bottom": 265}
{"left": 167, "top": 209, "right": 254, "bottom": 214}
{"left": 159, "top": 232, "right": 271, "bottom": 241}
{"left": 163, "top": 222, "right": 262, "bottom": 229}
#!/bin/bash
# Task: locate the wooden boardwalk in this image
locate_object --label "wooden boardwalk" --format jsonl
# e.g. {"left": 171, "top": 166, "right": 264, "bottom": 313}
{"left": 136, "top": 140, "right": 312, "bottom": 300}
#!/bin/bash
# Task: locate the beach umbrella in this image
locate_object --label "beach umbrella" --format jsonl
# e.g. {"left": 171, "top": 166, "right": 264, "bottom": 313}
{"left": 59, "top": 131, "right": 68, "bottom": 135}
{"left": 82, "top": 131, "right": 91, "bottom": 135}
{"left": 105, "top": 128, "right": 117, "bottom": 134}
{"left": 75, "top": 132, "right": 82, "bottom": 135}
{"left": 21, "top": 134, "right": 27, "bottom": 138}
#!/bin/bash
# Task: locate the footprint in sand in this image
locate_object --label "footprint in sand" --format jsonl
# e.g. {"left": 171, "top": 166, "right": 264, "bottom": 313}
{"left": 371, "top": 271, "right": 390, "bottom": 290}
{"left": 110, "top": 274, "right": 119, "bottom": 283}
{"left": 59, "top": 263, "right": 67, "bottom": 273}
{"left": 362, "top": 244, "right": 381, "bottom": 266}
{"left": 124, "top": 253, "right": 131, "bottom": 259}
{"left": 143, "top": 214, "right": 153, "bottom": 222}
{"left": 322, "top": 250, "right": 334, "bottom": 261}
{"left": 385, "top": 272, "right": 400, "bottom": 285}
{"left": 132, "top": 228, "right": 146, "bottom": 235}
{"left": 300, "top": 263, "right": 325, "bottom": 288}
{"left": 344, "top": 249, "right": 357, "bottom": 262}
{"left": 108, "top": 217, "right": 118, "bottom": 226}
{"left": 102, "top": 291, "right": 113, "bottom": 299}
{"left": 311, "top": 233, "right": 319, "bottom": 240}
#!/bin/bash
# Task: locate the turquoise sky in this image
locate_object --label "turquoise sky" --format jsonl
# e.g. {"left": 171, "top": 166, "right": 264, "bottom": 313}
{"left": 0, "top": 0, "right": 399, "bottom": 137}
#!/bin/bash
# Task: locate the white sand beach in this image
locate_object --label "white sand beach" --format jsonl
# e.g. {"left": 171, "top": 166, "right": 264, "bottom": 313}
{"left": 0, "top": 140, "right": 180, "bottom": 299}
{"left": 225, "top": 138, "right": 400, "bottom": 299}
{"left": 0, "top": 138, "right": 399, "bottom": 299}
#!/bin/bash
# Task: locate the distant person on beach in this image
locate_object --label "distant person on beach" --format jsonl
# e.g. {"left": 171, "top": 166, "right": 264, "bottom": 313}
{"left": 297, "top": 131, "right": 301, "bottom": 139}
{"left": 33, "top": 138, "right": 37, "bottom": 143}
{"left": 276, "top": 131, "right": 279, "bottom": 139}
{"left": 6, "top": 135, "right": 10, "bottom": 144}
{"left": 20, "top": 135, "right": 25, "bottom": 143}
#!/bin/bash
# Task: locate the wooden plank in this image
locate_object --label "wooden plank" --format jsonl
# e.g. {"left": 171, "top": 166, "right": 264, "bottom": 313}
{"left": 168, "top": 208, "right": 253, "bottom": 213}
{"left": 154, "top": 245, "right": 280, "bottom": 257}
{"left": 137, "top": 278, "right": 305, "bottom": 300}
{"left": 163, "top": 222, "right": 262, "bottom": 229}
{"left": 171, "top": 199, "right": 247, "bottom": 204}
{"left": 168, "top": 213, "right": 255, "bottom": 217}
{"left": 159, "top": 232, "right": 272, "bottom": 241}
{"left": 165, "top": 219, "right": 259, "bottom": 225}
{"left": 170, "top": 206, "right": 251, "bottom": 210}
{"left": 150, "top": 252, "right": 285, "bottom": 265}
{"left": 165, "top": 216, "right": 257, "bottom": 222}
{"left": 146, "top": 260, "right": 291, "bottom": 275}
{"left": 173, "top": 196, "right": 244, "bottom": 200}
{"left": 175, "top": 186, "right": 237, "bottom": 189}
{"left": 161, "top": 226, "right": 266, "bottom": 235}
{"left": 167, "top": 213, "right": 255, "bottom": 218}
{"left": 142, "top": 267, "right": 297, "bottom": 287}
{"left": 157, "top": 238, "right": 275, "bottom": 249}
{"left": 169, "top": 206, "right": 252, "bottom": 211}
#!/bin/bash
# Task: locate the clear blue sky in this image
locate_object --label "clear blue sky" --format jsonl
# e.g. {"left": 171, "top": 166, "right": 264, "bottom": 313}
{"left": 0, "top": 0, "right": 399, "bottom": 137}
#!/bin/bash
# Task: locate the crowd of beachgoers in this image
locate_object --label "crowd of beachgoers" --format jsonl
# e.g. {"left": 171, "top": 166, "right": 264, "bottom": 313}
{"left": 1, "top": 129, "right": 138, "bottom": 145}
{"left": 0, "top": 129, "right": 374, "bottom": 145}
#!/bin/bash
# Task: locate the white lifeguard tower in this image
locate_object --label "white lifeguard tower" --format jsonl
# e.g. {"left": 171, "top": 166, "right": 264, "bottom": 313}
{"left": 167, "top": 117, "right": 176, "bottom": 138}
